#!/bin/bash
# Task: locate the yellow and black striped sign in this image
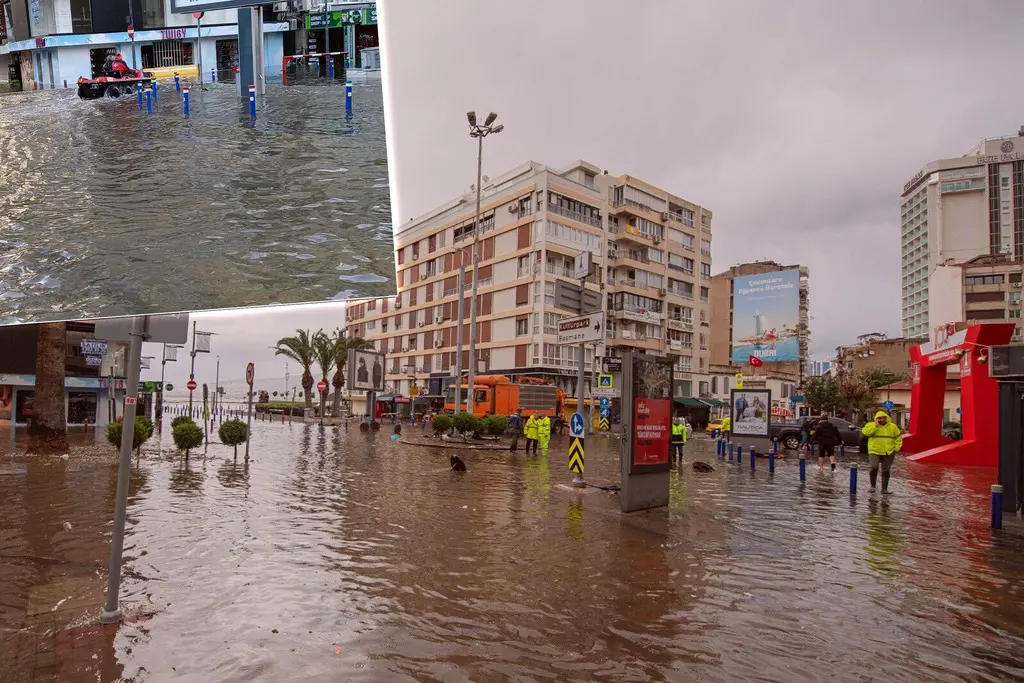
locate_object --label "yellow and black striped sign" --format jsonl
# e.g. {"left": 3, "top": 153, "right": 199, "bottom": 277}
{"left": 568, "top": 437, "right": 585, "bottom": 474}
{"left": 598, "top": 417, "right": 610, "bottom": 431}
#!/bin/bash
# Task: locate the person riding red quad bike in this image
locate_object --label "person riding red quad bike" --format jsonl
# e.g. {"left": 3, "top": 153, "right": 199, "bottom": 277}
{"left": 104, "top": 53, "right": 139, "bottom": 79}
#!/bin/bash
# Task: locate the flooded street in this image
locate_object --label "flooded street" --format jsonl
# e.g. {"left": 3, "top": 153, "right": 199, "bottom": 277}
{"left": 0, "top": 80, "right": 392, "bottom": 324}
{"left": 2, "top": 419, "right": 1024, "bottom": 682}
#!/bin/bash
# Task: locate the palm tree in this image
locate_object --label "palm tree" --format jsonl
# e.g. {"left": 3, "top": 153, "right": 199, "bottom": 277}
{"left": 331, "top": 331, "right": 372, "bottom": 417}
{"left": 27, "top": 322, "right": 69, "bottom": 455}
{"left": 312, "top": 330, "right": 335, "bottom": 419}
{"left": 273, "top": 330, "right": 316, "bottom": 410}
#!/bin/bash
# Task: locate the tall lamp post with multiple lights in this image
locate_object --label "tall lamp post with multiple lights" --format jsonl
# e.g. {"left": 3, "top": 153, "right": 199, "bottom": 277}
{"left": 465, "top": 111, "right": 503, "bottom": 414}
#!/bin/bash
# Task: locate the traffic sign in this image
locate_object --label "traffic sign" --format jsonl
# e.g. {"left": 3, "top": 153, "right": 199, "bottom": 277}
{"left": 570, "top": 412, "right": 585, "bottom": 438}
{"left": 125, "top": 396, "right": 137, "bottom": 405}
{"left": 245, "top": 362, "right": 254, "bottom": 386}
{"left": 165, "top": 383, "right": 173, "bottom": 391}
{"left": 956, "top": 407, "right": 961, "bottom": 415}
{"left": 568, "top": 437, "right": 585, "bottom": 473}
{"left": 557, "top": 311, "right": 605, "bottom": 345}
{"left": 882, "top": 400, "right": 895, "bottom": 411}
{"left": 574, "top": 251, "right": 593, "bottom": 279}
{"left": 192, "top": 11, "right": 204, "bottom": 19}
{"left": 317, "top": 380, "right": 328, "bottom": 392}
{"left": 187, "top": 379, "right": 197, "bottom": 391}
{"left": 600, "top": 407, "right": 610, "bottom": 418}
{"left": 592, "top": 388, "right": 618, "bottom": 398}
{"left": 599, "top": 397, "right": 609, "bottom": 410}
{"left": 127, "top": 24, "right": 134, "bottom": 39}
{"left": 597, "top": 373, "right": 613, "bottom": 389}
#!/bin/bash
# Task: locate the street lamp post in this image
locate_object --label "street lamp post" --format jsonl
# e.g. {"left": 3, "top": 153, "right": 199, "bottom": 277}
{"left": 465, "top": 111, "right": 503, "bottom": 416}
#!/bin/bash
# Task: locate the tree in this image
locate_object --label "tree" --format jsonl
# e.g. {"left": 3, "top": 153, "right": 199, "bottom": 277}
{"left": 273, "top": 329, "right": 316, "bottom": 410}
{"left": 218, "top": 419, "right": 249, "bottom": 460}
{"left": 859, "top": 367, "right": 906, "bottom": 391}
{"left": 106, "top": 417, "right": 154, "bottom": 456}
{"left": 171, "top": 415, "right": 194, "bottom": 429}
{"left": 836, "top": 372, "right": 878, "bottom": 418}
{"left": 332, "top": 332, "right": 372, "bottom": 418}
{"left": 312, "top": 330, "right": 335, "bottom": 418}
{"left": 431, "top": 414, "right": 453, "bottom": 436}
{"left": 804, "top": 375, "right": 841, "bottom": 414}
{"left": 27, "top": 323, "right": 69, "bottom": 455}
{"left": 172, "top": 421, "right": 204, "bottom": 462}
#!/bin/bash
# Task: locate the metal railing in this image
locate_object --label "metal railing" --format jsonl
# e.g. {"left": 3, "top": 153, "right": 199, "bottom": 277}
{"left": 547, "top": 203, "right": 602, "bottom": 228}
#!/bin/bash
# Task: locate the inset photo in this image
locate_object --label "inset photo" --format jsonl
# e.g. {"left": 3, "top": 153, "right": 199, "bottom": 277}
{"left": 0, "top": 2, "right": 392, "bottom": 324}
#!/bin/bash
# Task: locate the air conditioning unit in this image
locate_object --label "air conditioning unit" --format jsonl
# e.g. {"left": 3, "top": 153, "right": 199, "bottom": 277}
{"left": 434, "top": 340, "right": 442, "bottom": 348}
{"left": 434, "top": 315, "right": 443, "bottom": 324}
{"left": 287, "top": 18, "right": 297, "bottom": 30}
{"left": 272, "top": 2, "right": 288, "bottom": 11}
{"left": 653, "top": 235, "right": 662, "bottom": 244}
{"left": 508, "top": 204, "right": 518, "bottom": 213}
{"left": 661, "top": 212, "right": 671, "bottom": 221}
{"left": 659, "top": 288, "right": 668, "bottom": 296}
{"left": 1014, "top": 282, "right": 1022, "bottom": 288}
{"left": 418, "top": 321, "right": 424, "bottom": 328}
{"left": 412, "top": 253, "right": 419, "bottom": 261}
{"left": 394, "top": 301, "right": 402, "bottom": 309}
{"left": 402, "top": 345, "right": 409, "bottom": 353}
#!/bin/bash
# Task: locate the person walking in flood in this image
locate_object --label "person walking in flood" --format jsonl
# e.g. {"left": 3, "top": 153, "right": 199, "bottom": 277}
{"left": 812, "top": 417, "right": 840, "bottom": 472}
{"left": 862, "top": 410, "right": 902, "bottom": 493}
{"left": 507, "top": 408, "right": 524, "bottom": 453}
{"left": 671, "top": 416, "right": 687, "bottom": 467}
{"left": 524, "top": 412, "right": 540, "bottom": 455}
{"left": 537, "top": 413, "right": 552, "bottom": 457}
{"left": 720, "top": 415, "right": 732, "bottom": 441}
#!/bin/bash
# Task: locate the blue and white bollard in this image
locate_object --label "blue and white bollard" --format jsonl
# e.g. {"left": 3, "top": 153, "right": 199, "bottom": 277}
{"left": 174, "top": 73, "right": 181, "bottom": 91}
{"left": 152, "top": 79, "right": 158, "bottom": 99}
{"left": 211, "top": 67, "right": 216, "bottom": 82}
{"left": 849, "top": 464, "right": 858, "bottom": 495}
{"left": 991, "top": 484, "right": 1003, "bottom": 530}
{"left": 329, "top": 58, "right": 335, "bottom": 79}
{"left": 737, "top": 444, "right": 742, "bottom": 465}
{"left": 750, "top": 445, "right": 755, "bottom": 462}
{"left": 183, "top": 86, "right": 190, "bottom": 117}
{"left": 769, "top": 449, "right": 775, "bottom": 474}
{"left": 728, "top": 442, "right": 734, "bottom": 462}
{"left": 248, "top": 84, "right": 256, "bottom": 118}
{"left": 749, "top": 447, "right": 755, "bottom": 471}
{"left": 137, "top": 82, "right": 143, "bottom": 107}
{"left": 145, "top": 86, "right": 152, "bottom": 114}
{"left": 772, "top": 438, "right": 779, "bottom": 454}
{"left": 345, "top": 80, "right": 353, "bottom": 112}
{"left": 718, "top": 439, "right": 724, "bottom": 458}
{"left": 799, "top": 452, "right": 806, "bottom": 482}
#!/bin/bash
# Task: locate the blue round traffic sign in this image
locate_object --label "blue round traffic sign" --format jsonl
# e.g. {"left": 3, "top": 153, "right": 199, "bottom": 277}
{"left": 882, "top": 400, "right": 894, "bottom": 411}
{"left": 956, "top": 407, "right": 961, "bottom": 415}
{"left": 570, "top": 413, "right": 585, "bottom": 437}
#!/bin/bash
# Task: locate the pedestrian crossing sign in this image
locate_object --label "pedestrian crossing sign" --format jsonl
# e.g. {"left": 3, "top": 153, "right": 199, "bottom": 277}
{"left": 597, "top": 374, "right": 613, "bottom": 389}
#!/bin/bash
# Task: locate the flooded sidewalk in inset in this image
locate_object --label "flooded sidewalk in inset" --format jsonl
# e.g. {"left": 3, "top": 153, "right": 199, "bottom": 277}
{"left": 2, "top": 419, "right": 1023, "bottom": 682}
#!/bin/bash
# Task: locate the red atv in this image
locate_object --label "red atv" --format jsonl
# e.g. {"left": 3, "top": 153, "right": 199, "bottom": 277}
{"left": 77, "top": 54, "right": 152, "bottom": 100}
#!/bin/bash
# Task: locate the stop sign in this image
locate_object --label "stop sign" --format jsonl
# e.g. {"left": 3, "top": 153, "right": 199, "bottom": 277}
{"left": 317, "top": 381, "right": 328, "bottom": 392}
{"left": 126, "top": 24, "right": 134, "bottom": 39}
{"left": 192, "top": 11, "right": 204, "bottom": 19}
{"left": 187, "top": 380, "right": 197, "bottom": 391}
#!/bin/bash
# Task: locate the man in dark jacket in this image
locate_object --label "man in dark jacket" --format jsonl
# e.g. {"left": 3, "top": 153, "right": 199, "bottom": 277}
{"left": 813, "top": 418, "right": 841, "bottom": 472}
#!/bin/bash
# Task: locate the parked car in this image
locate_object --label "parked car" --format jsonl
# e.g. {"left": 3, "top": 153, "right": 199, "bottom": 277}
{"left": 769, "top": 416, "right": 865, "bottom": 451}
{"left": 705, "top": 420, "right": 723, "bottom": 435}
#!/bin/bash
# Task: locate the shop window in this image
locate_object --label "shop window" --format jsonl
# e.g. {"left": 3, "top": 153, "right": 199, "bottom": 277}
{"left": 14, "top": 390, "right": 34, "bottom": 424}
{"left": 68, "top": 391, "right": 97, "bottom": 424}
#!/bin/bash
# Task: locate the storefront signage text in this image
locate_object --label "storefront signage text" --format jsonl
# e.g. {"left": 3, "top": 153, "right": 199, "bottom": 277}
{"left": 161, "top": 28, "right": 188, "bottom": 40}
{"left": 976, "top": 151, "right": 1024, "bottom": 164}
{"left": 903, "top": 169, "right": 925, "bottom": 194}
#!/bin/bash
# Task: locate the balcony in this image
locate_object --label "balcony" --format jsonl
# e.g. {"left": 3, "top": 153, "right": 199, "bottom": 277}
{"left": 666, "top": 287, "right": 695, "bottom": 300}
{"left": 613, "top": 225, "right": 654, "bottom": 246}
{"left": 666, "top": 318, "right": 694, "bottom": 331}
{"left": 547, "top": 202, "right": 602, "bottom": 228}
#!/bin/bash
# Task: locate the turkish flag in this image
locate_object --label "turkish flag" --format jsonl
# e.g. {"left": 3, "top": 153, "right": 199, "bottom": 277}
{"left": 748, "top": 355, "right": 764, "bottom": 367}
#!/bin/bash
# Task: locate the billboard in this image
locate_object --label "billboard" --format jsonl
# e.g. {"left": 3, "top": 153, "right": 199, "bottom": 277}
{"left": 730, "top": 389, "right": 771, "bottom": 438}
{"left": 348, "top": 348, "right": 385, "bottom": 393}
{"left": 731, "top": 269, "right": 800, "bottom": 364}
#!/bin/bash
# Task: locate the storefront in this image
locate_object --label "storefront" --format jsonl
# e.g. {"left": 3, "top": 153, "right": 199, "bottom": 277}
{"left": 302, "top": 5, "right": 377, "bottom": 67}
{"left": 0, "top": 374, "right": 127, "bottom": 430}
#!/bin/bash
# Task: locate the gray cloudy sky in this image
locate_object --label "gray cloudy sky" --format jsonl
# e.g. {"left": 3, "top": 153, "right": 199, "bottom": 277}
{"left": 380, "top": 0, "right": 1024, "bottom": 358}
{"left": 137, "top": 302, "right": 346, "bottom": 389}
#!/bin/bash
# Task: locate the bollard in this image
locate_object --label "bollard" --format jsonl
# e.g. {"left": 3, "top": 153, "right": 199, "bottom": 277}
{"left": 750, "top": 445, "right": 755, "bottom": 462}
{"left": 248, "top": 84, "right": 256, "bottom": 118}
{"left": 211, "top": 67, "right": 216, "bottom": 82}
{"left": 799, "top": 452, "right": 806, "bottom": 482}
{"left": 769, "top": 449, "right": 775, "bottom": 474}
{"left": 345, "top": 80, "right": 353, "bottom": 112}
{"left": 840, "top": 442, "right": 846, "bottom": 457}
{"left": 344, "top": 419, "right": 348, "bottom": 431}
{"left": 137, "top": 82, "right": 144, "bottom": 107}
{"left": 749, "top": 447, "right": 755, "bottom": 471}
{"left": 773, "top": 438, "right": 779, "bottom": 454}
{"left": 737, "top": 444, "right": 742, "bottom": 465}
{"left": 152, "top": 79, "right": 158, "bottom": 99}
{"left": 174, "top": 73, "right": 181, "bottom": 91}
{"left": 849, "top": 464, "right": 858, "bottom": 495}
{"left": 810, "top": 443, "right": 816, "bottom": 456}
{"left": 718, "top": 439, "right": 724, "bottom": 458}
{"left": 991, "top": 485, "right": 1003, "bottom": 530}
{"left": 329, "top": 58, "right": 335, "bottom": 79}
{"left": 183, "top": 86, "right": 190, "bottom": 117}
{"left": 728, "top": 442, "right": 734, "bottom": 462}
{"left": 145, "top": 86, "right": 152, "bottom": 114}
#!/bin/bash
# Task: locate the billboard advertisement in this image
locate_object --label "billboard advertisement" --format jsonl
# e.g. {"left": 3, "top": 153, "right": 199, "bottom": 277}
{"left": 625, "top": 353, "right": 673, "bottom": 474}
{"left": 348, "top": 349, "right": 386, "bottom": 393}
{"left": 731, "top": 269, "right": 801, "bottom": 364}
{"left": 730, "top": 389, "right": 771, "bottom": 438}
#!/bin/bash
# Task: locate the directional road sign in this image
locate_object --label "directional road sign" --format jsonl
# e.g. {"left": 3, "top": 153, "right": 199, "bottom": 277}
{"left": 599, "top": 396, "right": 609, "bottom": 410}
{"left": 568, "top": 437, "right": 585, "bottom": 473}
{"left": 557, "top": 311, "right": 605, "bottom": 345}
{"left": 882, "top": 400, "right": 895, "bottom": 411}
{"left": 574, "top": 251, "right": 593, "bottom": 280}
{"left": 570, "top": 412, "right": 585, "bottom": 438}
{"left": 598, "top": 417, "right": 610, "bottom": 431}
{"left": 597, "top": 373, "right": 613, "bottom": 389}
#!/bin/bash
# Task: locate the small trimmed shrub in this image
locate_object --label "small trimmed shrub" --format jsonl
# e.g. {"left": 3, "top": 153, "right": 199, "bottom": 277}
{"left": 484, "top": 415, "right": 507, "bottom": 437}
{"left": 452, "top": 412, "right": 479, "bottom": 437}
{"left": 172, "top": 421, "right": 204, "bottom": 460}
{"left": 171, "top": 415, "right": 195, "bottom": 429}
{"left": 218, "top": 419, "right": 249, "bottom": 459}
{"left": 105, "top": 416, "right": 155, "bottom": 453}
{"left": 431, "top": 414, "right": 453, "bottom": 436}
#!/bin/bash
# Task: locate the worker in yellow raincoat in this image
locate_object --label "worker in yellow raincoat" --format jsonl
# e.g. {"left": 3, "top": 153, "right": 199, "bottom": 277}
{"left": 524, "top": 412, "right": 540, "bottom": 455}
{"left": 537, "top": 413, "right": 552, "bottom": 456}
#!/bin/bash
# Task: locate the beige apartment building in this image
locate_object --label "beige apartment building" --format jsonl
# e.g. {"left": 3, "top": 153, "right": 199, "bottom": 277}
{"left": 832, "top": 333, "right": 921, "bottom": 379}
{"left": 344, "top": 160, "right": 714, "bottom": 400}
{"left": 929, "top": 253, "right": 1023, "bottom": 342}
{"left": 708, "top": 261, "right": 810, "bottom": 382}
{"left": 902, "top": 126, "right": 1024, "bottom": 338}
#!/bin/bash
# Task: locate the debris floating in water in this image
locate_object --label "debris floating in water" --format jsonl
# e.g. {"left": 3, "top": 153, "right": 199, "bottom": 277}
{"left": 62, "top": 522, "right": 73, "bottom": 531}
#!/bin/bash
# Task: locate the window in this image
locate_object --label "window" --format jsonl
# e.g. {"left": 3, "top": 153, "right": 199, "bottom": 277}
{"left": 711, "top": 376, "right": 718, "bottom": 394}
{"left": 700, "top": 287, "right": 710, "bottom": 302}
{"left": 681, "top": 208, "right": 695, "bottom": 226}
{"left": 678, "top": 356, "right": 692, "bottom": 372}
{"left": 518, "top": 255, "right": 532, "bottom": 277}
{"left": 647, "top": 248, "right": 664, "bottom": 264}
{"left": 544, "top": 312, "right": 561, "bottom": 335}
{"left": 516, "top": 318, "right": 529, "bottom": 335}
{"left": 701, "top": 263, "right": 711, "bottom": 277}
{"left": 966, "top": 274, "right": 1005, "bottom": 285}
{"left": 625, "top": 217, "right": 663, "bottom": 240}
{"left": 1011, "top": 309, "right": 1021, "bottom": 319}
{"left": 583, "top": 171, "right": 596, "bottom": 189}
{"left": 699, "top": 381, "right": 710, "bottom": 396}
{"left": 68, "top": 391, "right": 98, "bottom": 424}
{"left": 543, "top": 219, "right": 601, "bottom": 250}
{"left": 700, "top": 239, "right": 711, "bottom": 255}
{"left": 547, "top": 191, "right": 601, "bottom": 227}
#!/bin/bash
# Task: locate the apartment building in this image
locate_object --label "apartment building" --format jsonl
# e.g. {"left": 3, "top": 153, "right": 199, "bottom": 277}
{"left": 344, "top": 160, "right": 714, "bottom": 399}
{"left": 902, "top": 126, "right": 1024, "bottom": 338}
{"left": 929, "top": 253, "right": 1024, "bottom": 342}
{"left": 708, "top": 261, "right": 810, "bottom": 385}
{"left": 831, "top": 333, "right": 922, "bottom": 379}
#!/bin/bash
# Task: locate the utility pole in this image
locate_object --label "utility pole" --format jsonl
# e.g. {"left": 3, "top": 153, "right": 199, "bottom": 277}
{"left": 214, "top": 355, "right": 220, "bottom": 417}
{"left": 188, "top": 320, "right": 197, "bottom": 412}
{"left": 465, "top": 111, "right": 503, "bottom": 417}
{"left": 454, "top": 265, "right": 465, "bottom": 414}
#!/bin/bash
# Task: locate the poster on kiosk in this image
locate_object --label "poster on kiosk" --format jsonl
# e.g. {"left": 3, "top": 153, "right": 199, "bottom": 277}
{"left": 625, "top": 352, "right": 674, "bottom": 474}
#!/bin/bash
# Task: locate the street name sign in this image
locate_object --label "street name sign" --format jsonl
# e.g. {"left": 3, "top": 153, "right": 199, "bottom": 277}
{"left": 556, "top": 311, "right": 605, "bottom": 345}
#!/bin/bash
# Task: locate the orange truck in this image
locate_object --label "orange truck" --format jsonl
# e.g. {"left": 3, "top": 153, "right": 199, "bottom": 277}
{"left": 444, "top": 375, "right": 566, "bottom": 419}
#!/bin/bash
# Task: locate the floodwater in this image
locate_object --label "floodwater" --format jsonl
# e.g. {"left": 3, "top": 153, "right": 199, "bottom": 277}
{"left": 2, "top": 419, "right": 1024, "bottom": 682}
{"left": 0, "top": 78, "right": 393, "bottom": 324}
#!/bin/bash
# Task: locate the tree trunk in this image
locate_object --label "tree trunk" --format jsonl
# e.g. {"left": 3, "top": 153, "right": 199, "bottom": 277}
{"left": 302, "top": 371, "right": 314, "bottom": 409}
{"left": 26, "top": 323, "right": 69, "bottom": 455}
{"left": 331, "top": 369, "right": 344, "bottom": 417}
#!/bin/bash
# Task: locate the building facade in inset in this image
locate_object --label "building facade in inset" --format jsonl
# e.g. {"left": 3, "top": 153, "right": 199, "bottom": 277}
{"left": 345, "top": 160, "right": 714, "bottom": 401}
{"left": 831, "top": 333, "right": 921, "bottom": 380}
{"left": 901, "top": 126, "right": 1024, "bottom": 338}
{"left": 928, "top": 253, "right": 1023, "bottom": 342}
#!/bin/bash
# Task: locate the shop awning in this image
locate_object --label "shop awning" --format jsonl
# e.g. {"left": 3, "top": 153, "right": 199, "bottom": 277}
{"left": 702, "top": 398, "right": 729, "bottom": 408}
{"left": 674, "top": 397, "right": 707, "bottom": 406}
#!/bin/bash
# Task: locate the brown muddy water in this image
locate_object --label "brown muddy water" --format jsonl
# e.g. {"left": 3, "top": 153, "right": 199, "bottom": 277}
{"left": 1, "top": 419, "right": 1023, "bottom": 682}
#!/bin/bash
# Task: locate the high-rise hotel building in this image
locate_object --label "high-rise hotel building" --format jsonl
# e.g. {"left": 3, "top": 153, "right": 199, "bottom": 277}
{"left": 901, "top": 127, "right": 1024, "bottom": 338}
{"left": 344, "top": 160, "right": 714, "bottom": 399}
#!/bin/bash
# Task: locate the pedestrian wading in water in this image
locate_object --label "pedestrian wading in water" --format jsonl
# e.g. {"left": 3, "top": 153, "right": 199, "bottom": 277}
{"left": 450, "top": 455, "right": 467, "bottom": 472}
{"left": 861, "top": 410, "right": 902, "bottom": 493}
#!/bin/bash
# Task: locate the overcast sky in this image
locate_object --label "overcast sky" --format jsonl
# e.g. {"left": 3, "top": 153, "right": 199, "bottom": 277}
{"left": 137, "top": 302, "right": 346, "bottom": 390}
{"left": 380, "top": 0, "right": 1024, "bottom": 358}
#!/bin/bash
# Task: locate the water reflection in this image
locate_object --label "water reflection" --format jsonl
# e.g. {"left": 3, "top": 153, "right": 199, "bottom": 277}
{"left": 0, "top": 81, "right": 392, "bottom": 323}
